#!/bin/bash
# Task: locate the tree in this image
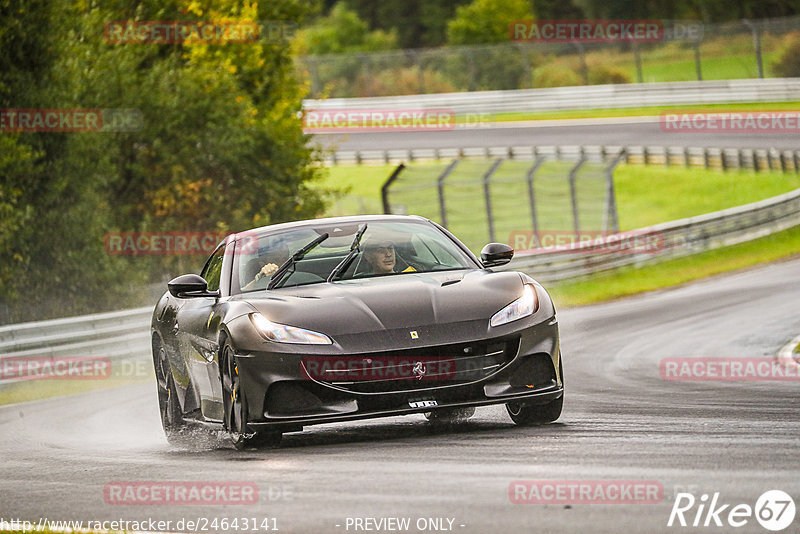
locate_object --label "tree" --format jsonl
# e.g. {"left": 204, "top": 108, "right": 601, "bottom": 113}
{"left": 446, "top": 0, "right": 534, "bottom": 45}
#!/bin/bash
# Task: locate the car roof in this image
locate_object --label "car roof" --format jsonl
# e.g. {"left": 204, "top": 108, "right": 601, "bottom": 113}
{"left": 229, "top": 214, "right": 432, "bottom": 242}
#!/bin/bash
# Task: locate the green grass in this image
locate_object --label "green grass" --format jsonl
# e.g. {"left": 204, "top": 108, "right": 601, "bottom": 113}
{"left": 547, "top": 225, "right": 800, "bottom": 307}
{"left": 615, "top": 167, "right": 800, "bottom": 230}
{"left": 318, "top": 163, "right": 800, "bottom": 238}
{"left": 487, "top": 101, "right": 800, "bottom": 123}
{"left": 0, "top": 370, "right": 152, "bottom": 407}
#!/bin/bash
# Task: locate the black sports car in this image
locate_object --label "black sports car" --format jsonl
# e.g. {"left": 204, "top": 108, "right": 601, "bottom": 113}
{"left": 151, "top": 215, "right": 563, "bottom": 449}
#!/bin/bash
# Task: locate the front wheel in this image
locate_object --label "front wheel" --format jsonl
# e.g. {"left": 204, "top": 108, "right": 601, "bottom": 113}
{"left": 506, "top": 359, "right": 563, "bottom": 426}
{"left": 221, "top": 341, "right": 282, "bottom": 450}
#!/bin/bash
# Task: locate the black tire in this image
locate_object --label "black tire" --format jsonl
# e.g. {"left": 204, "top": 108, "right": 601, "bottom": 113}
{"left": 153, "top": 342, "right": 188, "bottom": 443}
{"left": 506, "top": 359, "right": 564, "bottom": 426}
{"left": 220, "top": 340, "right": 281, "bottom": 450}
{"left": 424, "top": 406, "right": 476, "bottom": 424}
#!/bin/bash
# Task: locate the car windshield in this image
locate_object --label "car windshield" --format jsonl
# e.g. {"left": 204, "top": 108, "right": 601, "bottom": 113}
{"left": 234, "top": 220, "right": 475, "bottom": 292}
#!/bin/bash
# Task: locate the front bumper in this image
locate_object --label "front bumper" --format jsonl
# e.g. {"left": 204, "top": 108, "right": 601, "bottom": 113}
{"left": 234, "top": 312, "right": 561, "bottom": 432}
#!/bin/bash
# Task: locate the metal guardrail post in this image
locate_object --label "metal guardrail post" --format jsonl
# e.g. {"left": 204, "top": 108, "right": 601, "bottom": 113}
{"left": 794, "top": 151, "right": 800, "bottom": 173}
{"left": 753, "top": 150, "right": 761, "bottom": 173}
{"left": 482, "top": 158, "right": 503, "bottom": 243}
{"left": 603, "top": 149, "right": 625, "bottom": 234}
{"left": 664, "top": 147, "right": 671, "bottom": 168}
{"left": 568, "top": 152, "right": 588, "bottom": 239}
{"left": 381, "top": 163, "right": 406, "bottom": 214}
{"left": 437, "top": 159, "right": 460, "bottom": 228}
{"left": 704, "top": 148, "right": 711, "bottom": 170}
{"left": 526, "top": 157, "right": 546, "bottom": 248}
{"left": 684, "top": 147, "right": 691, "bottom": 168}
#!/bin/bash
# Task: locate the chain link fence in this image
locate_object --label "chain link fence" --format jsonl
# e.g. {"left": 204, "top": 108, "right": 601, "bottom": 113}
{"left": 297, "top": 16, "right": 800, "bottom": 98}
{"left": 382, "top": 148, "right": 624, "bottom": 252}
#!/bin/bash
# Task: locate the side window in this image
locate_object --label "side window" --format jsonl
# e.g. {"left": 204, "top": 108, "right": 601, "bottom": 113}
{"left": 201, "top": 245, "right": 225, "bottom": 292}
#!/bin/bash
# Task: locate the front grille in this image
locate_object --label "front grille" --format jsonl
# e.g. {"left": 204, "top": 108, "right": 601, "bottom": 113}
{"left": 306, "top": 336, "right": 520, "bottom": 394}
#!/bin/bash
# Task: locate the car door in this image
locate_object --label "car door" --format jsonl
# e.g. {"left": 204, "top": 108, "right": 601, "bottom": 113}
{"left": 174, "top": 243, "right": 226, "bottom": 419}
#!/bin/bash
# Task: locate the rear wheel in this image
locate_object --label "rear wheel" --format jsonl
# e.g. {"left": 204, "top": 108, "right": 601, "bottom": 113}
{"left": 221, "top": 340, "right": 281, "bottom": 450}
{"left": 153, "top": 342, "right": 187, "bottom": 443}
{"left": 506, "top": 359, "right": 564, "bottom": 426}
{"left": 424, "top": 407, "right": 476, "bottom": 424}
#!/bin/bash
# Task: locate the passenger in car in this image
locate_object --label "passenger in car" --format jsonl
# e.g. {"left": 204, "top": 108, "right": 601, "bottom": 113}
{"left": 242, "top": 244, "right": 291, "bottom": 290}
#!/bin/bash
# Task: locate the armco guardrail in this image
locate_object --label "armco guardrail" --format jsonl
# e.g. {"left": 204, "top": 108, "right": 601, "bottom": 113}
{"left": 304, "top": 78, "right": 800, "bottom": 116}
{"left": 502, "top": 187, "right": 800, "bottom": 282}
{"left": 325, "top": 144, "right": 800, "bottom": 172}
{"left": 0, "top": 307, "right": 152, "bottom": 387}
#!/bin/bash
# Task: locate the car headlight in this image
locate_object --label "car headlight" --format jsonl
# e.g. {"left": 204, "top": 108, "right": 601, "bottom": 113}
{"left": 490, "top": 284, "right": 538, "bottom": 327}
{"left": 250, "top": 313, "right": 332, "bottom": 345}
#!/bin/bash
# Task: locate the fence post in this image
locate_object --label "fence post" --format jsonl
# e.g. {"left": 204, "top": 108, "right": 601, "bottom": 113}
{"left": 742, "top": 19, "right": 764, "bottom": 79}
{"left": 483, "top": 158, "right": 503, "bottom": 243}
{"left": 633, "top": 42, "right": 644, "bottom": 83}
{"left": 684, "top": 147, "right": 691, "bottom": 168}
{"left": 603, "top": 149, "right": 625, "bottom": 235}
{"left": 526, "top": 157, "right": 546, "bottom": 248}
{"left": 720, "top": 149, "right": 728, "bottom": 172}
{"left": 410, "top": 49, "right": 425, "bottom": 94}
{"left": 573, "top": 42, "right": 589, "bottom": 85}
{"left": 794, "top": 150, "right": 800, "bottom": 173}
{"left": 381, "top": 163, "right": 406, "bottom": 214}
{"left": 704, "top": 148, "right": 710, "bottom": 169}
{"left": 738, "top": 148, "right": 745, "bottom": 170}
{"left": 437, "top": 159, "right": 460, "bottom": 228}
{"left": 693, "top": 37, "right": 703, "bottom": 81}
{"left": 753, "top": 149, "right": 760, "bottom": 173}
{"left": 664, "top": 146, "right": 671, "bottom": 168}
{"left": 568, "top": 152, "right": 587, "bottom": 239}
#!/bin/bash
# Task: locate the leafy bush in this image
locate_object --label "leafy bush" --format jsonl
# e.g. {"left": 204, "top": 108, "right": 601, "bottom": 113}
{"left": 588, "top": 63, "right": 632, "bottom": 85}
{"left": 772, "top": 32, "right": 800, "bottom": 77}
{"left": 532, "top": 63, "right": 582, "bottom": 88}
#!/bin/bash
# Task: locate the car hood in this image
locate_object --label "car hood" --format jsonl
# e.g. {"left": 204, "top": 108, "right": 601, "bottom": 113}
{"left": 238, "top": 269, "right": 525, "bottom": 349}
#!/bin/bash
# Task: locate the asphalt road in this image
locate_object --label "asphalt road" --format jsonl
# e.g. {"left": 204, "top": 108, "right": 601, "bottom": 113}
{"left": 2, "top": 257, "right": 799, "bottom": 533}
{"left": 311, "top": 117, "right": 800, "bottom": 151}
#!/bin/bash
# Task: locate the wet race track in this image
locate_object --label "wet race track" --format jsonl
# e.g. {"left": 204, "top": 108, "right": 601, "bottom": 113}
{"left": 2, "top": 257, "right": 799, "bottom": 534}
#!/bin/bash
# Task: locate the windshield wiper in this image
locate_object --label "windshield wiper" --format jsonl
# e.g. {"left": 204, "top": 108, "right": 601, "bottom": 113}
{"left": 268, "top": 232, "right": 329, "bottom": 290}
{"left": 326, "top": 224, "right": 368, "bottom": 282}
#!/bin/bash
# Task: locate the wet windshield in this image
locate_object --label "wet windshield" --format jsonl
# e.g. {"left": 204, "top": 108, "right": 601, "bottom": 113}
{"left": 234, "top": 220, "right": 475, "bottom": 292}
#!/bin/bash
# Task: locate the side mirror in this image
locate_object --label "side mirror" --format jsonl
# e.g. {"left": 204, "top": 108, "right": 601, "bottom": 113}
{"left": 168, "top": 274, "right": 219, "bottom": 298}
{"left": 480, "top": 243, "right": 514, "bottom": 268}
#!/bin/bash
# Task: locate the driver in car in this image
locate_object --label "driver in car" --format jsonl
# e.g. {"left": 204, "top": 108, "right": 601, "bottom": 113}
{"left": 364, "top": 239, "right": 416, "bottom": 275}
